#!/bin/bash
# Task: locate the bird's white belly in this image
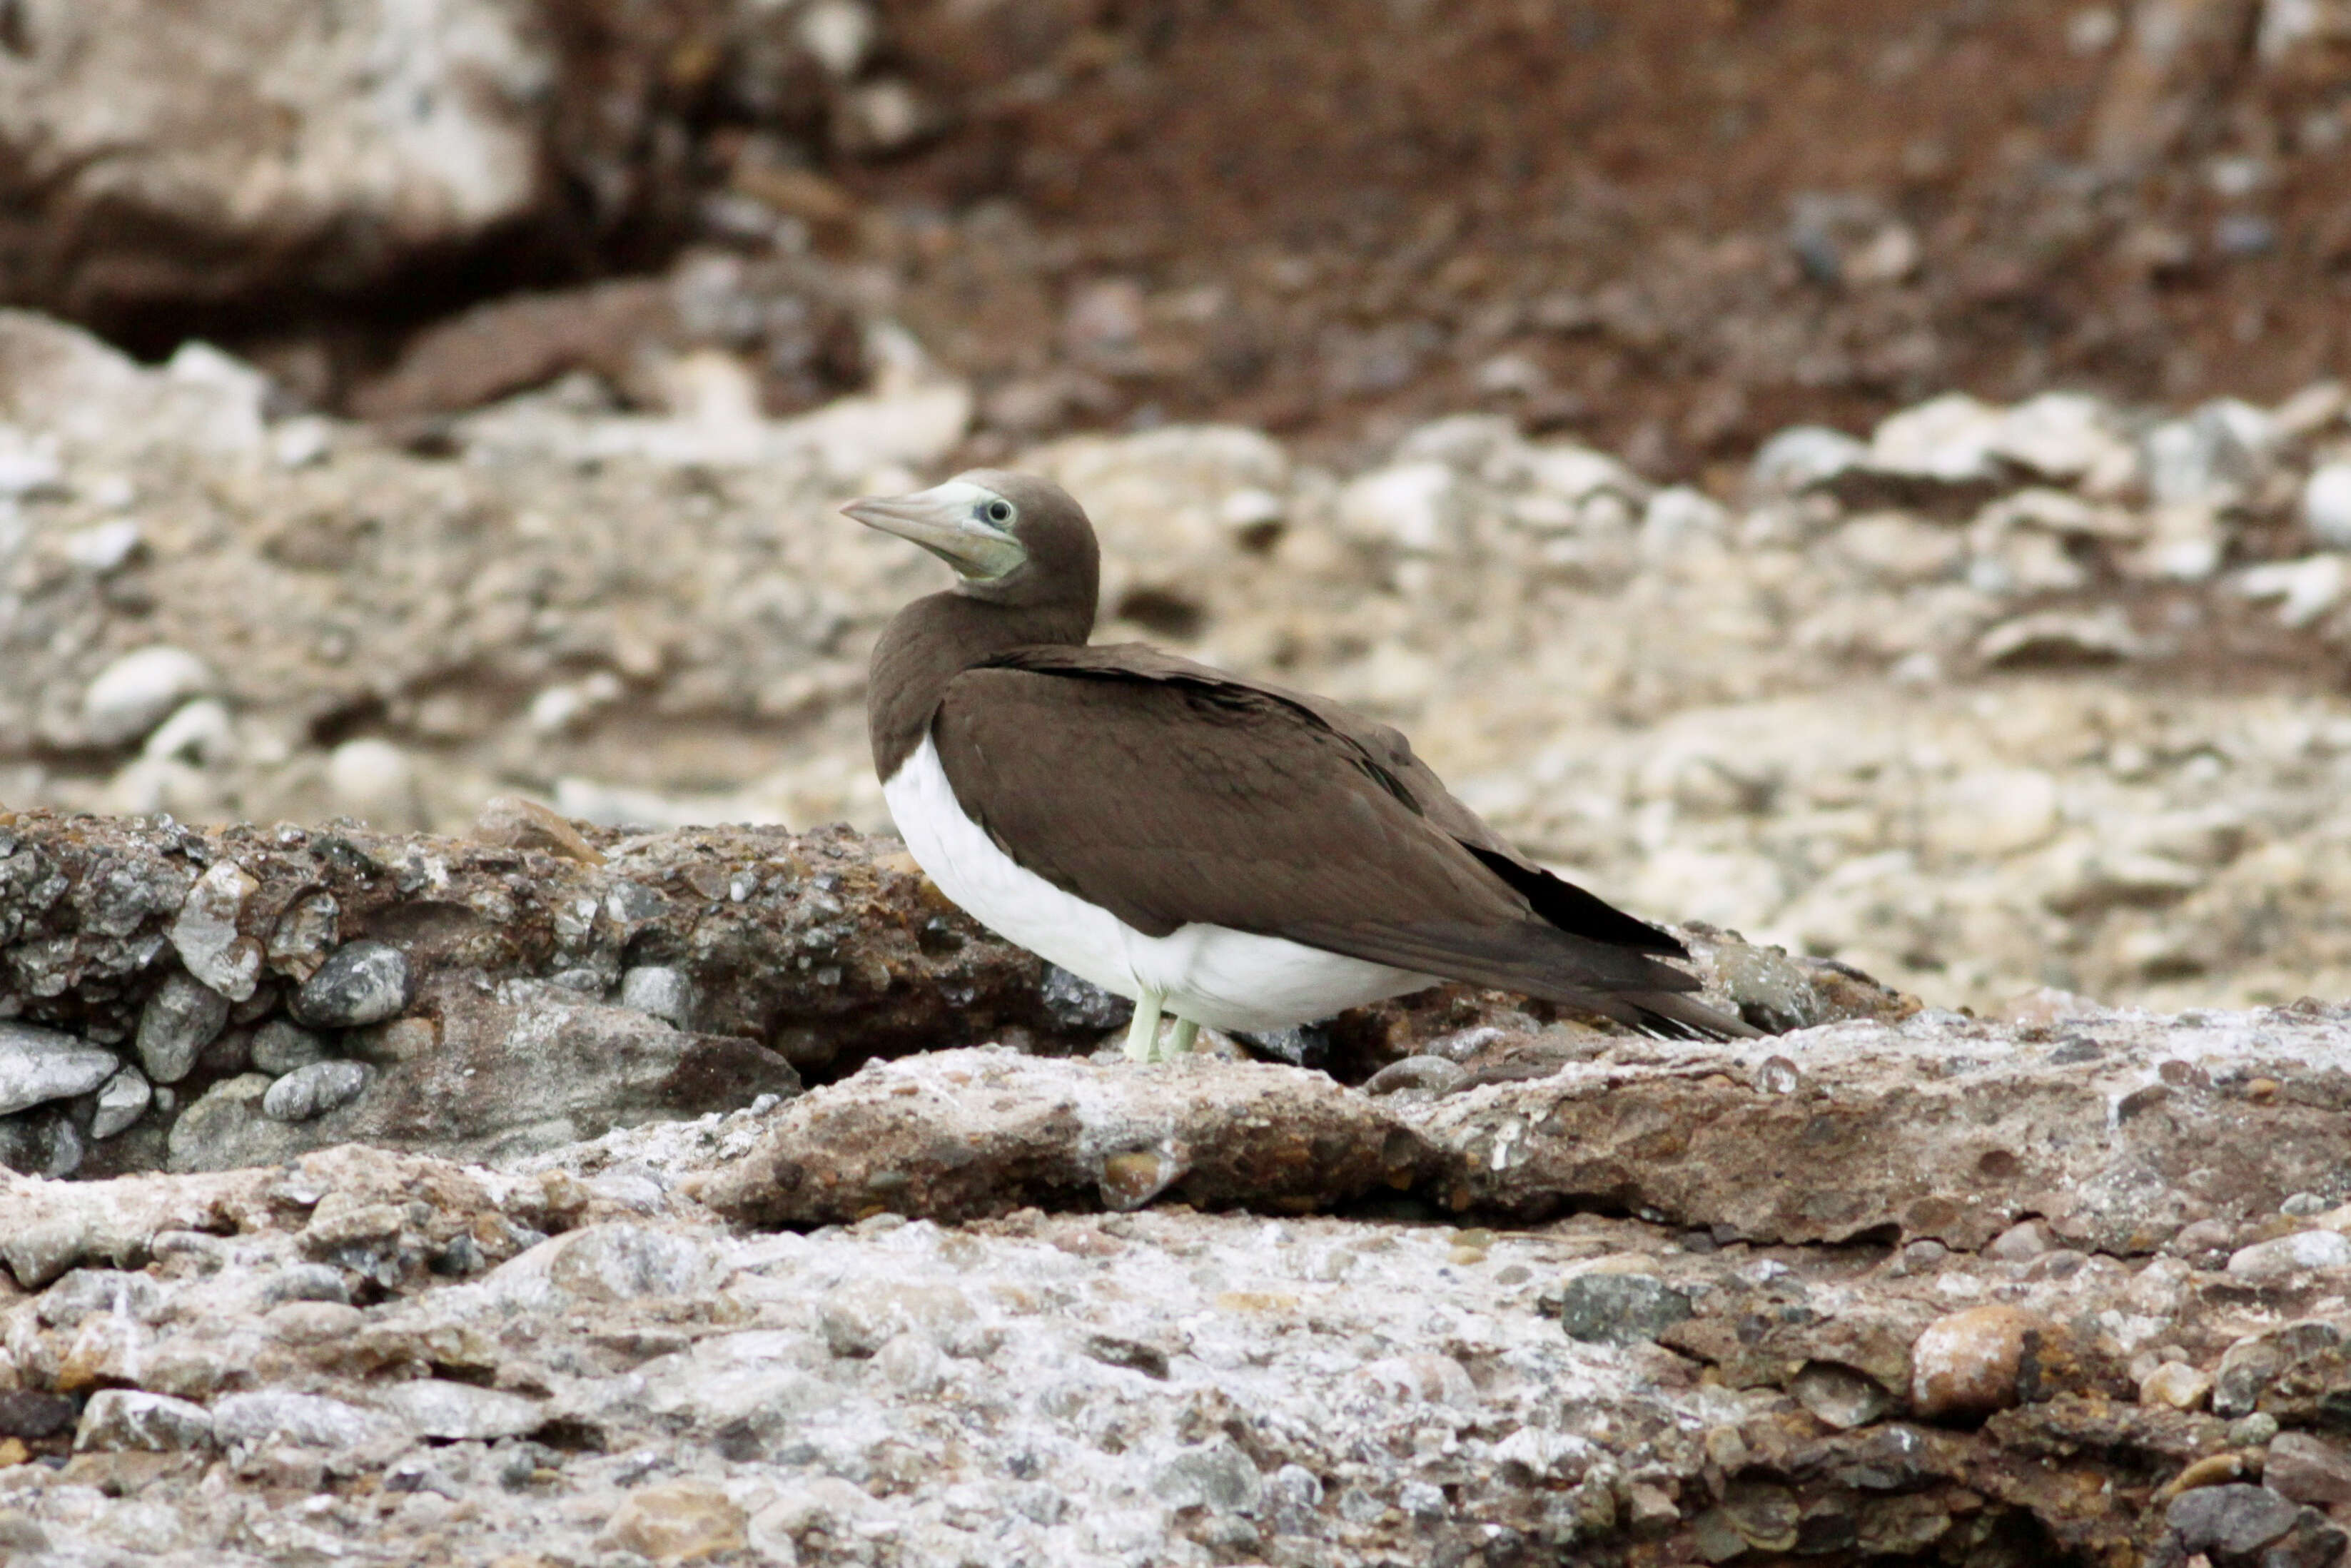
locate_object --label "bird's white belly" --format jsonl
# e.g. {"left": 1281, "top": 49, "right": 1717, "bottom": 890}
{"left": 882, "top": 737, "right": 1432, "bottom": 1032}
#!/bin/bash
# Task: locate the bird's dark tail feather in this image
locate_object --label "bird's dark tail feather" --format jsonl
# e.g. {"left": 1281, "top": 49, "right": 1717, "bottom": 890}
{"left": 1627, "top": 989, "right": 1763, "bottom": 1041}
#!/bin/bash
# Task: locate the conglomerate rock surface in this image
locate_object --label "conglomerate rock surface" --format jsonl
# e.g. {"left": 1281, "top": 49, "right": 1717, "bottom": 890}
{"left": 0, "top": 1007, "right": 2346, "bottom": 1567}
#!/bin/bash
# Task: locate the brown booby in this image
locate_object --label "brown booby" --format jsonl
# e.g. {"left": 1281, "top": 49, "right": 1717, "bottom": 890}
{"left": 848, "top": 470, "right": 1758, "bottom": 1060}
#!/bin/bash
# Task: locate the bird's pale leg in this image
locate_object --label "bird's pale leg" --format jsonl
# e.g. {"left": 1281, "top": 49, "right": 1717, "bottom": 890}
{"left": 1123, "top": 987, "right": 1167, "bottom": 1062}
{"left": 1167, "top": 1017, "right": 1200, "bottom": 1056}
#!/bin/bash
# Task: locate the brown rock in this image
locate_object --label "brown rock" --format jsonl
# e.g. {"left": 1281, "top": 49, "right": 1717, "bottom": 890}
{"left": 1400, "top": 1011, "right": 2351, "bottom": 1249}
{"left": 598, "top": 1480, "right": 746, "bottom": 1562}
{"left": 2265, "top": 1431, "right": 2351, "bottom": 1509}
{"left": 472, "top": 796, "right": 608, "bottom": 866}
{"left": 1910, "top": 1305, "right": 2051, "bottom": 1420}
{"left": 697, "top": 1049, "right": 1437, "bottom": 1228}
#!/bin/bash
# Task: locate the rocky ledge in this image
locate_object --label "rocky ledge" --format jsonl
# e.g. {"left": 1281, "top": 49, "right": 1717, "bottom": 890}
{"left": 0, "top": 809, "right": 2347, "bottom": 1564}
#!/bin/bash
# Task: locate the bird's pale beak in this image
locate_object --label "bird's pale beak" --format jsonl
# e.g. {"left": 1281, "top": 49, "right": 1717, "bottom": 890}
{"left": 843, "top": 485, "right": 1026, "bottom": 580}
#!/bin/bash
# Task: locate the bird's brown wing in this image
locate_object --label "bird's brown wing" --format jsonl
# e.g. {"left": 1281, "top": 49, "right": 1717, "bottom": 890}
{"left": 931, "top": 646, "right": 1748, "bottom": 1033}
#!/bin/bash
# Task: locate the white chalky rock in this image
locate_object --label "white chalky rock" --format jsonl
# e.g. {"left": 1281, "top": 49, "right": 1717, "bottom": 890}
{"left": 170, "top": 859, "right": 263, "bottom": 1001}
{"left": 81, "top": 647, "right": 216, "bottom": 745}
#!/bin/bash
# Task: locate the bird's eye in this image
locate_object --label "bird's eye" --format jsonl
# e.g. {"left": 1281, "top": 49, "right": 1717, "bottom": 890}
{"left": 985, "top": 500, "right": 1014, "bottom": 525}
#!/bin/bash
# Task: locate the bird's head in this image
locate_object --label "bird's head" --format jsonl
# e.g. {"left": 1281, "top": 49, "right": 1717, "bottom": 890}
{"left": 844, "top": 470, "right": 1099, "bottom": 610}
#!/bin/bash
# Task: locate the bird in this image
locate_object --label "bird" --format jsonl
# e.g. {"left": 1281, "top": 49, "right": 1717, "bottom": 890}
{"left": 846, "top": 470, "right": 1759, "bottom": 1062}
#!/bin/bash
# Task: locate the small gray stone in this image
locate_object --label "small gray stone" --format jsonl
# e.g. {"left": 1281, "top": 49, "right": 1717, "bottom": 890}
{"left": 168, "top": 859, "right": 261, "bottom": 1001}
{"left": 89, "top": 1064, "right": 153, "bottom": 1140}
{"left": 263, "top": 1264, "right": 350, "bottom": 1305}
{"left": 163, "top": 1072, "right": 276, "bottom": 1173}
{"left": 618, "top": 965, "right": 692, "bottom": 1027}
{"left": 1789, "top": 1360, "right": 1895, "bottom": 1430}
{"left": 1559, "top": 1273, "right": 1693, "bottom": 1345}
{"left": 261, "top": 1059, "right": 369, "bottom": 1121}
{"left": 0, "top": 1108, "right": 84, "bottom": 1178}
{"left": 1156, "top": 1437, "right": 1264, "bottom": 1514}
{"left": 136, "top": 971, "right": 229, "bottom": 1084}
{"left": 2227, "top": 1230, "right": 2351, "bottom": 1280}
{"left": 0, "top": 1023, "right": 121, "bottom": 1116}
{"left": 2165, "top": 1483, "right": 2300, "bottom": 1557}
{"left": 292, "top": 941, "right": 412, "bottom": 1028}
{"left": 211, "top": 1390, "right": 395, "bottom": 1449}
{"left": 248, "top": 1020, "right": 328, "bottom": 1075}
{"left": 375, "top": 1380, "right": 544, "bottom": 1441}
{"left": 74, "top": 1390, "right": 213, "bottom": 1452}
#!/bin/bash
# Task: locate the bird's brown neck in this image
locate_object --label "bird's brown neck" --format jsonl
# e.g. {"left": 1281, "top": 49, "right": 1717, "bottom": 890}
{"left": 869, "top": 590, "right": 1096, "bottom": 780}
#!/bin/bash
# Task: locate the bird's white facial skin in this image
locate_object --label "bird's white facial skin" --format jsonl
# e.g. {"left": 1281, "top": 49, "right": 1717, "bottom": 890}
{"left": 842, "top": 480, "right": 1026, "bottom": 582}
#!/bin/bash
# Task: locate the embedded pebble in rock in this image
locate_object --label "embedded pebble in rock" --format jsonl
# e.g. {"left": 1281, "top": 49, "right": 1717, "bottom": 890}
{"left": 163, "top": 1072, "right": 276, "bottom": 1171}
{"left": 472, "top": 794, "right": 606, "bottom": 864}
{"left": 375, "top": 1380, "right": 544, "bottom": 1442}
{"left": 73, "top": 1390, "right": 213, "bottom": 1452}
{"left": 619, "top": 965, "right": 693, "bottom": 1027}
{"left": 2225, "top": 1229, "right": 2351, "bottom": 1280}
{"left": 2138, "top": 1360, "right": 2213, "bottom": 1411}
{"left": 0, "top": 1023, "right": 120, "bottom": 1116}
{"left": 2265, "top": 1432, "right": 2351, "bottom": 1509}
{"left": 209, "top": 1391, "right": 397, "bottom": 1450}
{"left": 2165, "top": 1483, "right": 2305, "bottom": 1559}
{"left": 80, "top": 646, "right": 215, "bottom": 745}
{"left": 1789, "top": 1360, "right": 1897, "bottom": 1430}
{"left": 133, "top": 971, "right": 228, "bottom": 1084}
{"left": 1909, "top": 1305, "right": 2048, "bottom": 1420}
{"left": 1557, "top": 1272, "right": 1692, "bottom": 1345}
{"left": 599, "top": 1481, "right": 748, "bottom": 1562}
{"left": 247, "top": 1020, "right": 328, "bottom": 1075}
{"left": 167, "top": 859, "right": 262, "bottom": 1000}
{"left": 292, "top": 940, "right": 413, "bottom": 1028}
{"left": 261, "top": 1058, "right": 370, "bottom": 1121}
{"left": 88, "top": 1064, "right": 151, "bottom": 1140}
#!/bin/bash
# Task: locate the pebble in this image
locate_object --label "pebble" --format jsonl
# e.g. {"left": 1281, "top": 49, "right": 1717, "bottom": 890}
{"left": 1789, "top": 1360, "right": 1896, "bottom": 1430}
{"left": 1751, "top": 425, "right": 1866, "bottom": 494}
{"left": 61, "top": 518, "right": 143, "bottom": 572}
{"left": 73, "top": 1390, "right": 214, "bottom": 1453}
{"left": 2265, "top": 1431, "right": 2351, "bottom": 1509}
{"left": 1337, "top": 461, "right": 1465, "bottom": 554}
{"left": 141, "top": 697, "right": 235, "bottom": 766}
{"left": 2225, "top": 1229, "right": 2351, "bottom": 1280}
{"left": 472, "top": 794, "right": 605, "bottom": 864}
{"left": 324, "top": 737, "right": 418, "bottom": 823}
{"left": 293, "top": 940, "right": 413, "bottom": 1028}
{"left": 1558, "top": 1273, "right": 1693, "bottom": 1345}
{"left": 2137, "top": 1360, "right": 2213, "bottom": 1411}
{"left": 248, "top": 1020, "right": 328, "bottom": 1075}
{"left": 1986, "top": 1218, "right": 2057, "bottom": 1263}
{"left": 1909, "top": 1305, "right": 2046, "bottom": 1419}
{"left": 135, "top": 971, "right": 230, "bottom": 1084}
{"left": 0, "top": 1390, "right": 78, "bottom": 1440}
{"left": 81, "top": 646, "right": 216, "bottom": 746}
{"left": 619, "top": 965, "right": 694, "bottom": 1028}
{"left": 2164, "top": 1482, "right": 2302, "bottom": 1558}
{"left": 261, "top": 1059, "right": 369, "bottom": 1122}
{"left": 375, "top": 1380, "right": 545, "bottom": 1442}
{"left": 168, "top": 859, "right": 262, "bottom": 1001}
{"left": 2303, "top": 462, "right": 2351, "bottom": 548}
{"left": 209, "top": 1391, "right": 394, "bottom": 1449}
{"left": 0, "top": 1023, "right": 121, "bottom": 1116}
{"left": 1155, "top": 1438, "right": 1265, "bottom": 1514}
{"left": 89, "top": 1064, "right": 153, "bottom": 1140}
{"left": 599, "top": 1481, "right": 747, "bottom": 1562}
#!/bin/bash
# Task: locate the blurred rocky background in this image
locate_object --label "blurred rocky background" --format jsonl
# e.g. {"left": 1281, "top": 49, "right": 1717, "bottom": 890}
{"left": 8, "top": 0, "right": 2351, "bottom": 1016}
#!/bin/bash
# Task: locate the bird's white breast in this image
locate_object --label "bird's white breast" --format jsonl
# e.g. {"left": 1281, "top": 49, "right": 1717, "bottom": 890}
{"left": 881, "top": 735, "right": 1432, "bottom": 1033}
